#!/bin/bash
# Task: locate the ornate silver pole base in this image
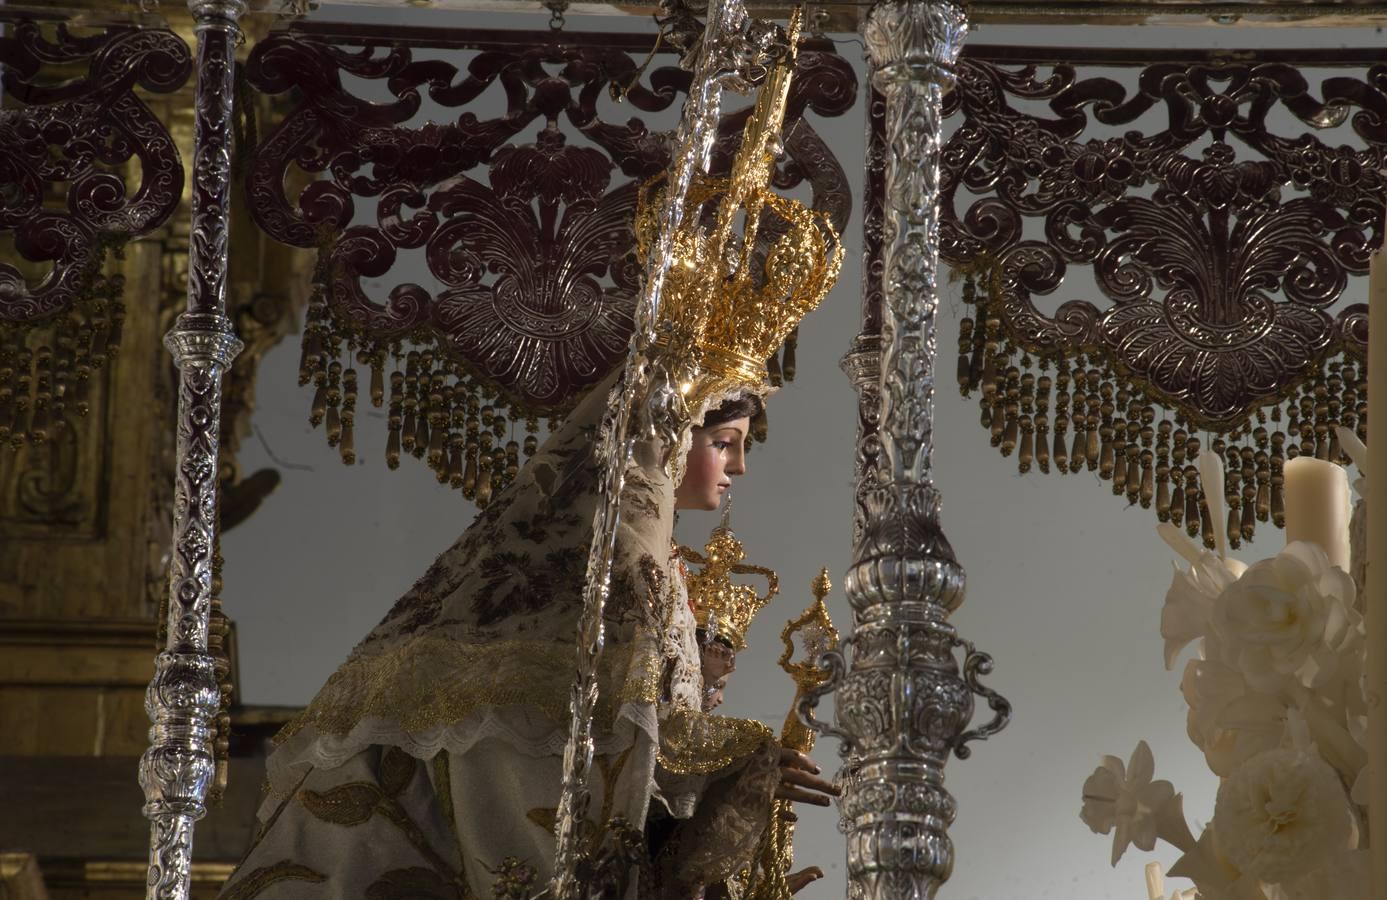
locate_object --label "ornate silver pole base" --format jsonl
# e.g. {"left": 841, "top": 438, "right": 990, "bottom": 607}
{"left": 803, "top": 3, "right": 1010, "bottom": 898}
{"left": 140, "top": 1, "right": 245, "bottom": 897}
{"left": 141, "top": 320, "right": 242, "bottom": 898}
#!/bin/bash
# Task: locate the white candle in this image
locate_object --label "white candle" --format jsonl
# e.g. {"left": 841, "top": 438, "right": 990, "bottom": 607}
{"left": 1158, "top": 522, "right": 1204, "bottom": 568}
{"left": 1283, "top": 455, "right": 1351, "bottom": 572}
{"left": 1337, "top": 424, "right": 1369, "bottom": 477}
{"left": 1145, "top": 862, "right": 1164, "bottom": 900}
{"left": 1198, "top": 450, "right": 1228, "bottom": 559}
{"left": 1369, "top": 228, "right": 1387, "bottom": 900}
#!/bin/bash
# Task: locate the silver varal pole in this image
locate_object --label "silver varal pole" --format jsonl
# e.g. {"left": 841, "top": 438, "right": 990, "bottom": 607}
{"left": 139, "top": 1, "right": 245, "bottom": 896}
{"left": 548, "top": 0, "right": 782, "bottom": 895}
{"left": 803, "top": 1, "right": 1011, "bottom": 897}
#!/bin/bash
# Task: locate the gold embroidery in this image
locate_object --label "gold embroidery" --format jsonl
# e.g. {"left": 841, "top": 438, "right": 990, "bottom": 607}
{"left": 433, "top": 754, "right": 460, "bottom": 847}
{"left": 657, "top": 740, "right": 780, "bottom": 889}
{"left": 277, "top": 637, "right": 660, "bottom": 743}
{"left": 298, "top": 782, "right": 380, "bottom": 826}
{"left": 525, "top": 806, "right": 558, "bottom": 834}
{"left": 657, "top": 709, "right": 774, "bottom": 776}
{"left": 595, "top": 746, "right": 633, "bottom": 793}
{"left": 380, "top": 746, "right": 417, "bottom": 797}
{"left": 636, "top": 554, "right": 667, "bottom": 627}
{"left": 296, "top": 752, "right": 461, "bottom": 881}
{"left": 430, "top": 753, "right": 477, "bottom": 899}
{"left": 222, "top": 861, "right": 327, "bottom": 900}
{"left": 375, "top": 797, "right": 458, "bottom": 879}
{"left": 525, "top": 744, "right": 636, "bottom": 869}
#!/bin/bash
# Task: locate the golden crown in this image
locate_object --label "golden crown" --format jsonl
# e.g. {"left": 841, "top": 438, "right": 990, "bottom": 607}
{"left": 635, "top": 7, "right": 843, "bottom": 408}
{"left": 679, "top": 507, "right": 779, "bottom": 651}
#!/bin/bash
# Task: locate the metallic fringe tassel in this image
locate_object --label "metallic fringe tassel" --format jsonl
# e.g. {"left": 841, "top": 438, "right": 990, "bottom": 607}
{"left": 298, "top": 250, "right": 797, "bottom": 507}
{"left": 299, "top": 289, "right": 531, "bottom": 507}
{"left": 0, "top": 266, "right": 125, "bottom": 449}
{"left": 955, "top": 268, "right": 1365, "bottom": 549}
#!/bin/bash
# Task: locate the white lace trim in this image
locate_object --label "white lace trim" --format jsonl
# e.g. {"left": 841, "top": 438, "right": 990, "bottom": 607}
{"left": 689, "top": 383, "right": 777, "bottom": 430}
{"left": 260, "top": 702, "right": 659, "bottom": 821}
{"left": 668, "top": 426, "right": 694, "bottom": 488}
{"left": 665, "top": 586, "right": 704, "bottom": 713}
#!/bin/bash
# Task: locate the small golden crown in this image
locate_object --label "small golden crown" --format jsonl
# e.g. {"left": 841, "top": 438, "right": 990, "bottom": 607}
{"left": 680, "top": 505, "right": 779, "bottom": 651}
{"left": 635, "top": 7, "right": 843, "bottom": 408}
{"left": 778, "top": 567, "right": 840, "bottom": 752}
{"left": 779, "top": 568, "right": 839, "bottom": 691}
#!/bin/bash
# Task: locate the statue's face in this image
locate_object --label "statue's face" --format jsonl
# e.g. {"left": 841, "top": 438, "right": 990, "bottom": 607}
{"left": 674, "top": 418, "right": 750, "bottom": 511}
{"left": 701, "top": 638, "right": 736, "bottom": 712}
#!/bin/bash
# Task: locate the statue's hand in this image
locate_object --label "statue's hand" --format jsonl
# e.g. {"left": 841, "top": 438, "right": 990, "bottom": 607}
{"left": 787, "top": 867, "right": 825, "bottom": 894}
{"left": 775, "top": 748, "right": 839, "bottom": 807}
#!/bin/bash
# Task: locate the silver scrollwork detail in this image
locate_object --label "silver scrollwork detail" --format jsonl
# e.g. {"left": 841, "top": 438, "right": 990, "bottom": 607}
{"left": 139, "top": 1, "right": 246, "bottom": 897}
{"left": 141, "top": 316, "right": 241, "bottom": 900}
{"left": 841, "top": 334, "right": 881, "bottom": 549}
{"left": 807, "top": 3, "right": 1012, "bottom": 898}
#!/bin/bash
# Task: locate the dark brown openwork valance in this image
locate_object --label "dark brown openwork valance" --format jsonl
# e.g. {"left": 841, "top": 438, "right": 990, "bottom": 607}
{"left": 0, "top": 19, "right": 191, "bottom": 448}
{"left": 242, "top": 23, "right": 856, "bottom": 503}
{"left": 940, "top": 45, "right": 1381, "bottom": 548}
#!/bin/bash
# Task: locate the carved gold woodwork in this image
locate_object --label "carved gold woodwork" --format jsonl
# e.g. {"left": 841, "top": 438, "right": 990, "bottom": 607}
{"left": 0, "top": 854, "right": 49, "bottom": 900}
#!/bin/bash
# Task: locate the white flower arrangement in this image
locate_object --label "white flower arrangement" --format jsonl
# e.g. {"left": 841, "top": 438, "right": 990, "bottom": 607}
{"left": 1079, "top": 431, "right": 1370, "bottom": 899}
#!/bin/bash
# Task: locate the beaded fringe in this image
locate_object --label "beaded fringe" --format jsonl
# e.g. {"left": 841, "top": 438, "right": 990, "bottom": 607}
{"left": 300, "top": 246, "right": 787, "bottom": 507}
{"left": 954, "top": 260, "right": 1365, "bottom": 550}
{"left": 0, "top": 261, "right": 125, "bottom": 449}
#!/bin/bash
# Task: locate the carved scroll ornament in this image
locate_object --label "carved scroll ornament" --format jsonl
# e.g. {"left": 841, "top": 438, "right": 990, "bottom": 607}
{"left": 941, "top": 47, "right": 1383, "bottom": 548}
{"left": 242, "top": 24, "right": 855, "bottom": 503}
{"left": 0, "top": 19, "right": 190, "bottom": 447}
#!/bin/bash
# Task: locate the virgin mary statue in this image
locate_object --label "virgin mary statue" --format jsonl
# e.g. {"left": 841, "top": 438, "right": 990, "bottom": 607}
{"left": 220, "top": 369, "right": 839, "bottom": 899}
